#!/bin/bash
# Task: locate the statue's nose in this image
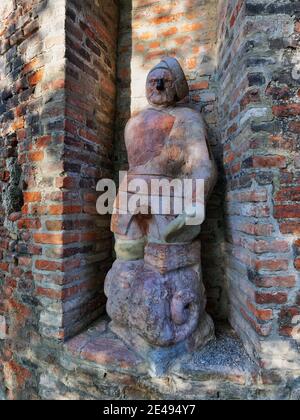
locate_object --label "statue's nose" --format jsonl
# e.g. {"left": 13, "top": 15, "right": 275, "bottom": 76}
{"left": 156, "top": 79, "right": 165, "bottom": 91}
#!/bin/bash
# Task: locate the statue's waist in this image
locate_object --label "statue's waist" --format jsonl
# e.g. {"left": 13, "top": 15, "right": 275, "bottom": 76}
{"left": 118, "top": 172, "right": 199, "bottom": 198}
{"left": 118, "top": 173, "right": 187, "bottom": 198}
{"left": 127, "top": 167, "right": 176, "bottom": 176}
{"left": 124, "top": 172, "right": 175, "bottom": 183}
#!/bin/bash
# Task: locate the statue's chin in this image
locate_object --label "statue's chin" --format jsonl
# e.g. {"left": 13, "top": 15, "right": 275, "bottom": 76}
{"left": 148, "top": 99, "right": 174, "bottom": 107}
{"left": 147, "top": 92, "right": 176, "bottom": 108}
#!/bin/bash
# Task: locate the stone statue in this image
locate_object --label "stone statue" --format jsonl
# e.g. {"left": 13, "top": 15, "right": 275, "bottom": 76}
{"left": 104, "top": 57, "right": 217, "bottom": 373}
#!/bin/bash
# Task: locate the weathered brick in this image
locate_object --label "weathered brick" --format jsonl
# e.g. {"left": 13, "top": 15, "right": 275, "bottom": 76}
{"left": 49, "top": 205, "right": 82, "bottom": 215}
{"left": 55, "top": 176, "right": 78, "bottom": 190}
{"left": 240, "top": 308, "right": 272, "bottom": 337}
{"left": 279, "top": 307, "right": 300, "bottom": 337}
{"left": 36, "top": 259, "right": 80, "bottom": 272}
{"left": 238, "top": 223, "right": 274, "bottom": 236}
{"left": 273, "top": 104, "right": 300, "bottom": 117}
{"left": 247, "top": 300, "right": 273, "bottom": 322}
{"left": 275, "top": 205, "right": 300, "bottom": 219}
{"left": 289, "top": 121, "right": 300, "bottom": 133}
{"left": 36, "top": 287, "right": 62, "bottom": 300}
{"left": 23, "top": 192, "right": 41, "bottom": 203}
{"left": 255, "top": 292, "right": 288, "bottom": 305}
{"left": 28, "top": 69, "right": 44, "bottom": 86}
{"left": 36, "top": 260, "right": 62, "bottom": 272}
{"left": 23, "top": 19, "right": 39, "bottom": 37}
{"left": 276, "top": 187, "right": 300, "bottom": 202}
{"left": 255, "top": 259, "right": 289, "bottom": 272}
{"left": 190, "top": 81, "right": 209, "bottom": 91}
{"left": 28, "top": 151, "right": 44, "bottom": 162}
{"left": 0, "top": 263, "right": 10, "bottom": 272}
{"left": 253, "top": 156, "right": 287, "bottom": 169}
{"left": 254, "top": 240, "right": 289, "bottom": 254}
{"left": 34, "top": 233, "right": 80, "bottom": 245}
{"left": 255, "top": 276, "right": 296, "bottom": 289}
{"left": 45, "top": 221, "right": 70, "bottom": 231}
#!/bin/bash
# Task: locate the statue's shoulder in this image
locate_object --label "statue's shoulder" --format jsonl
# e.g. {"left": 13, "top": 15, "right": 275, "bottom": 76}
{"left": 125, "top": 112, "right": 142, "bottom": 127}
{"left": 172, "top": 107, "right": 207, "bottom": 142}
{"left": 125, "top": 109, "right": 152, "bottom": 130}
{"left": 172, "top": 106, "right": 205, "bottom": 124}
{"left": 174, "top": 105, "right": 203, "bottom": 121}
{"left": 126, "top": 107, "right": 204, "bottom": 131}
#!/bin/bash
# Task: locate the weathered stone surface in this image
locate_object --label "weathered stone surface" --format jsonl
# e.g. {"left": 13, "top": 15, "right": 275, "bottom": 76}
{"left": 144, "top": 241, "right": 201, "bottom": 274}
{"left": 105, "top": 57, "right": 217, "bottom": 371}
{"left": 58, "top": 319, "right": 298, "bottom": 400}
{"left": 80, "top": 338, "right": 143, "bottom": 370}
{"left": 115, "top": 0, "right": 226, "bottom": 323}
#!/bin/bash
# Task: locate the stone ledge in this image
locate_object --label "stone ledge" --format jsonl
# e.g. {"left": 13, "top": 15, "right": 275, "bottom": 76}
{"left": 170, "top": 324, "right": 258, "bottom": 385}
{"left": 66, "top": 319, "right": 146, "bottom": 373}
{"left": 62, "top": 317, "right": 267, "bottom": 399}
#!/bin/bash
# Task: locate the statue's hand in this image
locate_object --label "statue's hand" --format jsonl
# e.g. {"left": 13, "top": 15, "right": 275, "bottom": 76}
{"left": 162, "top": 204, "right": 205, "bottom": 243}
{"left": 162, "top": 213, "right": 186, "bottom": 243}
{"left": 185, "top": 203, "right": 205, "bottom": 226}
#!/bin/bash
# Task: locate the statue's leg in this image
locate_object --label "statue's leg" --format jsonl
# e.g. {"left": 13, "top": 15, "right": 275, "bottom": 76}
{"left": 111, "top": 211, "right": 147, "bottom": 260}
{"left": 114, "top": 234, "right": 146, "bottom": 261}
{"left": 105, "top": 216, "right": 147, "bottom": 328}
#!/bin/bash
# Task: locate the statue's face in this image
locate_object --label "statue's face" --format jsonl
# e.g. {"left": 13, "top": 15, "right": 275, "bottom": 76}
{"left": 146, "top": 68, "right": 177, "bottom": 107}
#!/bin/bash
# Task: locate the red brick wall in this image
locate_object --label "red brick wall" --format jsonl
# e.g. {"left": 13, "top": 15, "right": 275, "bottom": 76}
{"left": 116, "top": 0, "right": 228, "bottom": 321}
{"left": 218, "top": 0, "right": 300, "bottom": 370}
{"left": 0, "top": 0, "right": 119, "bottom": 399}
{"left": 60, "top": 0, "right": 118, "bottom": 339}
{"left": 0, "top": 0, "right": 67, "bottom": 398}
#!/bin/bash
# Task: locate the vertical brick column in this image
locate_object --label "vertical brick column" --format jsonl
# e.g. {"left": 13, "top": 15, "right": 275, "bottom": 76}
{"left": 218, "top": 0, "right": 300, "bottom": 373}
{"left": 0, "top": 0, "right": 119, "bottom": 399}
{"left": 62, "top": 0, "right": 118, "bottom": 338}
{"left": 0, "top": 0, "right": 67, "bottom": 398}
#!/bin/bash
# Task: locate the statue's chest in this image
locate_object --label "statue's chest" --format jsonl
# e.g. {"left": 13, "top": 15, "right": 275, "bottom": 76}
{"left": 127, "top": 111, "right": 176, "bottom": 167}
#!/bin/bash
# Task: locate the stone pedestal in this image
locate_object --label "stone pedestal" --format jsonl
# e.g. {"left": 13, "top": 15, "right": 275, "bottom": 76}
{"left": 105, "top": 241, "right": 215, "bottom": 375}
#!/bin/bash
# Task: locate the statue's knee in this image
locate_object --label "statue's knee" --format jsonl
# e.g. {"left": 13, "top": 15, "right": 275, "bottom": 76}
{"left": 115, "top": 237, "right": 146, "bottom": 261}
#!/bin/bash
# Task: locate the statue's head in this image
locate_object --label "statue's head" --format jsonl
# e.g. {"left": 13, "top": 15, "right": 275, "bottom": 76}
{"left": 146, "top": 57, "right": 189, "bottom": 107}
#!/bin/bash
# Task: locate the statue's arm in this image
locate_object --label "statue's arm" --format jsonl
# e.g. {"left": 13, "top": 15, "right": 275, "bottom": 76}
{"left": 182, "top": 114, "right": 217, "bottom": 201}
{"left": 162, "top": 113, "right": 217, "bottom": 242}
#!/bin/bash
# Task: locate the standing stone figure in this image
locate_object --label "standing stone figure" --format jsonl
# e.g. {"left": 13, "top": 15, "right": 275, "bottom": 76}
{"left": 104, "top": 57, "right": 217, "bottom": 373}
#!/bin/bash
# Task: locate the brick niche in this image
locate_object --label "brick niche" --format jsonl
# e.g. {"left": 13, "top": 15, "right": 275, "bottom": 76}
{"left": 0, "top": 0, "right": 299, "bottom": 400}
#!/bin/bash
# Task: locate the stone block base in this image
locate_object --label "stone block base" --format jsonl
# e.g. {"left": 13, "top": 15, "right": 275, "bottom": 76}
{"left": 110, "top": 312, "right": 215, "bottom": 376}
{"left": 61, "top": 318, "right": 283, "bottom": 400}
